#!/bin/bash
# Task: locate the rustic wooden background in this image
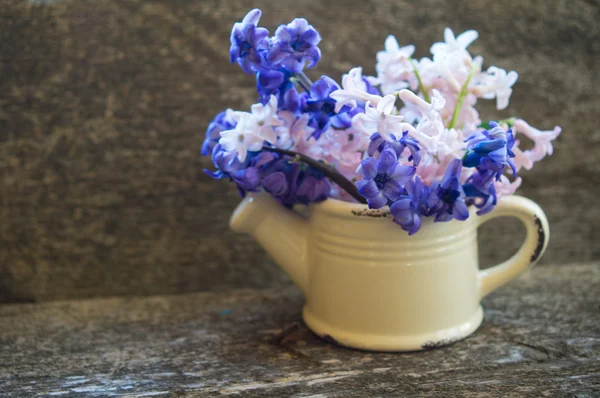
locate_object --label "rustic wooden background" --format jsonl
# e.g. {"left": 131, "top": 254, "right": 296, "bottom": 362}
{"left": 0, "top": 0, "right": 598, "bottom": 303}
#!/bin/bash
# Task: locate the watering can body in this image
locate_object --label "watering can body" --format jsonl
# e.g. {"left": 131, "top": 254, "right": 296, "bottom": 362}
{"left": 230, "top": 193, "right": 549, "bottom": 351}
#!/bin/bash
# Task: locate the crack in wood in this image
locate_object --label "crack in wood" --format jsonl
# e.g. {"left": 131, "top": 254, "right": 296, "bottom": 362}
{"left": 512, "top": 339, "right": 568, "bottom": 359}
{"left": 269, "top": 322, "right": 317, "bottom": 363}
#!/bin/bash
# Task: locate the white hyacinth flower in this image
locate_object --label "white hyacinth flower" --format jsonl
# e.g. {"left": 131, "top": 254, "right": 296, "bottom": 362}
{"left": 398, "top": 89, "right": 464, "bottom": 161}
{"left": 373, "top": 35, "right": 416, "bottom": 95}
{"left": 379, "top": 35, "right": 415, "bottom": 62}
{"left": 430, "top": 28, "right": 479, "bottom": 57}
{"left": 220, "top": 95, "right": 281, "bottom": 161}
{"left": 329, "top": 67, "right": 383, "bottom": 112}
{"left": 275, "top": 111, "right": 314, "bottom": 150}
{"left": 513, "top": 119, "right": 562, "bottom": 162}
{"left": 399, "top": 88, "right": 446, "bottom": 114}
{"left": 495, "top": 175, "right": 522, "bottom": 198}
{"left": 354, "top": 94, "right": 404, "bottom": 142}
{"left": 219, "top": 114, "right": 271, "bottom": 162}
{"left": 473, "top": 66, "right": 519, "bottom": 110}
{"left": 430, "top": 28, "right": 480, "bottom": 93}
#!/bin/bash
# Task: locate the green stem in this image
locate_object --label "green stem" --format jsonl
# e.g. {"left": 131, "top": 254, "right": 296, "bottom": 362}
{"left": 410, "top": 57, "right": 430, "bottom": 103}
{"left": 448, "top": 66, "right": 477, "bottom": 129}
{"left": 263, "top": 146, "right": 367, "bottom": 204}
{"left": 291, "top": 77, "right": 309, "bottom": 93}
{"left": 294, "top": 72, "right": 313, "bottom": 93}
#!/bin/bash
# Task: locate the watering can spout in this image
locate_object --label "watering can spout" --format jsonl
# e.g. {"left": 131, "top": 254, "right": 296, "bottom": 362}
{"left": 230, "top": 193, "right": 309, "bottom": 294}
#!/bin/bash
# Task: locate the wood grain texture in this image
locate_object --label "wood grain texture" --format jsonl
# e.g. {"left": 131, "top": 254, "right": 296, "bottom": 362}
{"left": 0, "top": 263, "right": 599, "bottom": 397}
{"left": 0, "top": 0, "right": 599, "bottom": 302}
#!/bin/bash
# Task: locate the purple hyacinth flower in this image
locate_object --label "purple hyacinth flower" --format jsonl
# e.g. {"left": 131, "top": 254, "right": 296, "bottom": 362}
{"left": 230, "top": 167, "right": 261, "bottom": 192}
{"left": 267, "top": 18, "right": 322, "bottom": 73}
{"left": 280, "top": 86, "right": 305, "bottom": 114}
{"left": 204, "top": 143, "right": 238, "bottom": 178}
{"left": 295, "top": 165, "right": 330, "bottom": 204}
{"left": 255, "top": 67, "right": 298, "bottom": 106}
{"left": 356, "top": 146, "right": 416, "bottom": 209}
{"left": 463, "top": 169, "right": 498, "bottom": 215}
{"left": 463, "top": 122, "right": 516, "bottom": 178}
{"left": 328, "top": 106, "right": 362, "bottom": 130}
{"left": 259, "top": 156, "right": 302, "bottom": 207}
{"left": 303, "top": 76, "right": 351, "bottom": 139}
{"left": 262, "top": 171, "right": 288, "bottom": 196}
{"left": 429, "top": 158, "right": 469, "bottom": 222}
{"left": 201, "top": 111, "right": 237, "bottom": 156}
{"left": 257, "top": 69, "right": 285, "bottom": 93}
{"left": 253, "top": 150, "right": 279, "bottom": 168}
{"left": 261, "top": 153, "right": 330, "bottom": 205}
{"left": 367, "top": 131, "right": 421, "bottom": 166}
{"left": 205, "top": 144, "right": 261, "bottom": 196}
{"left": 390, "top": 177, "right": 430, "bottom": 235}
{"left": 296, "top": 174, "right": 331, "bottom": 203}
{"left": 363, "top": 76, "right": 381, "bottom": 96}
{"left": 230, "top": 9, "right": 269, "bottom": 74}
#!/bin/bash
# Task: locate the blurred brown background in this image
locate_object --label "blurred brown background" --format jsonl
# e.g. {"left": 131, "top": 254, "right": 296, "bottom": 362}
{"left": 0, "top": 0, "right": 598, "bottom": 303}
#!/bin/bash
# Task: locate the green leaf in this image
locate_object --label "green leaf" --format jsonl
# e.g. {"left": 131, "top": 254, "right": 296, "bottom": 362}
{"left": 477, "top": 121, "right": 493, "bottom": 130}
{"left": 477, "top": 118, "right": 516, "bottom": 130}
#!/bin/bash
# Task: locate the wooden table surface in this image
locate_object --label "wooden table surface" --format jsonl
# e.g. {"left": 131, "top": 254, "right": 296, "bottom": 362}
{"left": 1, "top": 263, "right": 599, "bottom": 397}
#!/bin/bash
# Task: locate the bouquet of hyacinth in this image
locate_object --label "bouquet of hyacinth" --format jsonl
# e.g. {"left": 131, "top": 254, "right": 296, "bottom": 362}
{"left": 202, "top": 9, "right": 561, "bottom": 235}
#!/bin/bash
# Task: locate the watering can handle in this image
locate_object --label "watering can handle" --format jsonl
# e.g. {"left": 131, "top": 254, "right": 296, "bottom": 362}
{"left": 476, "top": 195, "right": 550, "bottom": 299}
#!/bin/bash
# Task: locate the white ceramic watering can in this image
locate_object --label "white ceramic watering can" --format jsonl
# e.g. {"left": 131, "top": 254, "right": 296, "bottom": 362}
{"left": 230, "top": 193, "right": 549, "bottom": 351}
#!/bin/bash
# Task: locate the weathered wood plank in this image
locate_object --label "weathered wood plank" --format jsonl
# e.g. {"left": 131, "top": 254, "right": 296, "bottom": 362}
{"left": 0, "top": 263, "right": 599, "bottom": 397}
{"left": 0, "top": 0, "right": 599, "bottom": 302}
